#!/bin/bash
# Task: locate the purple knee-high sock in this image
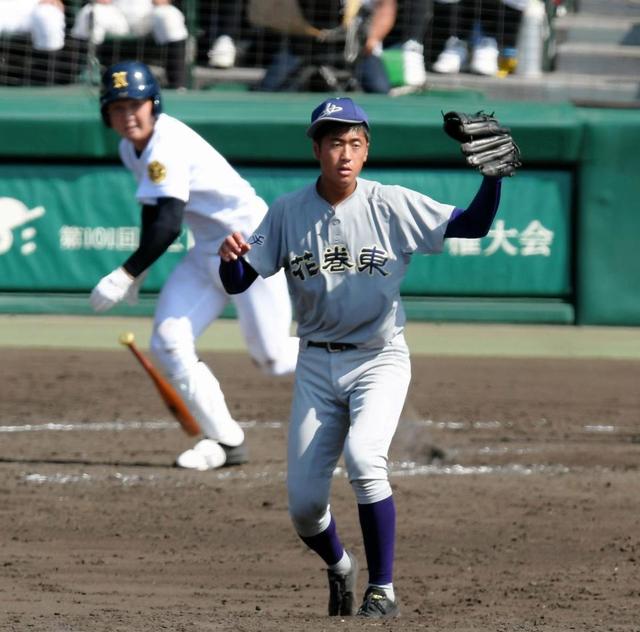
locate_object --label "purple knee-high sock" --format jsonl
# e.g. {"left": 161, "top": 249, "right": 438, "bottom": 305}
{"left": 300, "top": 515, "right": 344, "bottom": 567}
{"left": 357, "top": 495, "right": 396, "bottom": 585}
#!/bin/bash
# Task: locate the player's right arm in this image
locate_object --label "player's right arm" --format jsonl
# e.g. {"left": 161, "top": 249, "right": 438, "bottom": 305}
{"left": 218, "top": 232, "right": 258, "bottom": 294}
{"left": 219, "top": 231, "right": 251, "bottom": 262}
{"left": 219, "top": 195, "right": 287, "bottom": 294}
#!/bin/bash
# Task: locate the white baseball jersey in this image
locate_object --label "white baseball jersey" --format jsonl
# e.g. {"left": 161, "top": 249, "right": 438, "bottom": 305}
{"left": 115, "top": 112, "right": 298, "bottom": 445}
{"left": 245, "top": 177, "right": 454, "bottom": 348}
{"left": 120, "top": 113, "right": 268, "bottom": 254}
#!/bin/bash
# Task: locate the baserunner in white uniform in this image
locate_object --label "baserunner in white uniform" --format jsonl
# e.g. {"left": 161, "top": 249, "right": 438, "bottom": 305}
{"left": 89, "top": 61, "right": 298, "bottom": 470}
{"left": 218, "top": 97, "right": 518, "bottom": 617}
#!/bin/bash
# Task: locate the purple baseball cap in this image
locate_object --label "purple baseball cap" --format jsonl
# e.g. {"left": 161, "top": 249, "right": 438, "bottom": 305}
{"left": 306, "top": 97, "right": 370, "bottom": 138}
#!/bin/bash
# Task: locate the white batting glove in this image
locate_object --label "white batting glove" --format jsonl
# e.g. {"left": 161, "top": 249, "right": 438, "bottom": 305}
{"left": 123, "top": 270, "right": 148, "bottom": 306}
{"left": 90, "top": 267, "right": 135, "bottom": 312}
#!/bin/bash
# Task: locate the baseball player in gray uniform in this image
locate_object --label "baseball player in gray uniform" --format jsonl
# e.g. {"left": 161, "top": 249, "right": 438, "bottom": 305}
{"left": 218, "top": 97, "right": 513, "bottom": 617}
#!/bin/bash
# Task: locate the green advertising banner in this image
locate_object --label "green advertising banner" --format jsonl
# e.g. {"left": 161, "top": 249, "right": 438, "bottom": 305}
{"left": 0, "top": 165, "right": 571, "bottom": 298}
{"left": 0, "top": 165, "right": 189, "bottom": 291}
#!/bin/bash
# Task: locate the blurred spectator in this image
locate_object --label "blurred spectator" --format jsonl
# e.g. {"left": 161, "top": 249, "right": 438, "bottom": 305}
{"left": 255, "top": 0, "right": 397, "bottom": 94}
{"left": 0, "top": 0, "right": 66, "bottom": 84}
{"left": 431, "top": 0, "right": 526, "bottom": 76}
{"left": 70, "top": 0, "right": 189, "bottom": 88}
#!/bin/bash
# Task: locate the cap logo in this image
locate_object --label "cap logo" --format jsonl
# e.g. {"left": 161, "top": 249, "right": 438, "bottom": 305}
{"left": 320, "top": 103, "right": 343, "bottom": 118}
{"left": 112, "top": 71, "right": 128, "bottom": 89}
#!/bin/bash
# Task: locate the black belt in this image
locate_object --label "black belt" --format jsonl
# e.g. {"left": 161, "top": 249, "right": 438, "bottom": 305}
{"left": 307, "top": 341, "right": 358, "bottom": 352}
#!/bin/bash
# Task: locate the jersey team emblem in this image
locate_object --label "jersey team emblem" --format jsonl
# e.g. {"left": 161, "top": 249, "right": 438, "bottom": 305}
{"left": 148, "top": 161, "right": 167, "bottom": 183}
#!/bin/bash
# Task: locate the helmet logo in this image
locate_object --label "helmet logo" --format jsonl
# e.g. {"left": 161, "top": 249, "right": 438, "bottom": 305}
{"left": 112, "top": 71, "right": 129, "bottom": 89}
{"left": 148, "top": 161, "right": 167, "bottom": 184}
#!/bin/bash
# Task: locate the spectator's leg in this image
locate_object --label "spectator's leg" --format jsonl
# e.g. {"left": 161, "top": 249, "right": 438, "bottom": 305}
{"left": 255, "top": 44, "right": 303, "bottom": 92}
{"left": 495, "top": 3, "right": 525, "bottom": 49}
{"left": 431, "top": 0, "right": 469, "bottom": 74}
{"left": 152, "top": 4, "right": 189, "bottom": 89}
{"left": 495, "top": 2, "right": 525, "bottom": 74}
{"left": 30, "top": 2, "right": 65, "bottom": 52}
{"left": 470, "top": 0, "right": 500, "bottom": 75}
{"left": 430, "top": 0, "right": 461, "bottom": 61}
{"left": 58, "top": 37, "right": 89, "bottom": 85}
{"left": 399, "top": 0, "right": 430, "bottom": 86}
{"left": 208, "top": 0, "right": 244, "bottom": 68}
{"left": 166, "top": 40, "right": 188, "bottom": 89}
{"left": 27, "top": 2, "right": 66, "bottom": 86}
{"left": 71, "top": 4, "right": 129, "bottom": 45}
{"left": 400, "top": 0, "right": 433, "bottom": 42}
{"left": 356, "top": 54, "right": 391, "bottom": 94}
{"left": 28, "top": 50, "right": 56, "bottom": 86}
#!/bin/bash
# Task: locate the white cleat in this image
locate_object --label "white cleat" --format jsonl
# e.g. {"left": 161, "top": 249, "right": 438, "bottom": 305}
{"left": 175, "top": 438, "right": 228, "bottom": 470}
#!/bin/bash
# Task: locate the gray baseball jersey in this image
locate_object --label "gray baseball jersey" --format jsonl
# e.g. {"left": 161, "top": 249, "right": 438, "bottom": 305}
{"left": 245, "top": 177, "right": 454, "bottom": 348}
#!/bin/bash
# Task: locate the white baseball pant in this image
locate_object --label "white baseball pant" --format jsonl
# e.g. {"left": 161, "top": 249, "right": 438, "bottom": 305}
{"left": 150, "top": 246, "right": 298, "bottom": 446}
{"left": 287, "top": 335, "right": 411, "bottom": 537}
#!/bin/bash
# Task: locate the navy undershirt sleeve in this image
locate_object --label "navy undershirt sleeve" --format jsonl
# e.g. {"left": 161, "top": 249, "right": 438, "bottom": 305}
{"left": 444, "top": 177, "right": 502, "bottom": 239}
{"left": 123, "top": 197, "right": 185, "bottom": 277}
{"left": 219, "top": 257, "right": 258, "bottom": 294}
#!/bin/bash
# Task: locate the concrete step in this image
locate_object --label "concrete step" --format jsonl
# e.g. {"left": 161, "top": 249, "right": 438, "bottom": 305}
{"left": 554, "top": 41, "right": 640, "bottom": 76}
{"left": 415, "top": 70, "right": 640, "bottom": 105}
{"left": 192, "top": 65, "right": 265, "bottom": 90}
{"left": 576, "top": 0, "right": 640, "bottom": 17}
{"left": 554, "top": 13, "right": 640, "bottom": 45}
{"left": 191, "top": 64, "right": 640, "bottom": 106}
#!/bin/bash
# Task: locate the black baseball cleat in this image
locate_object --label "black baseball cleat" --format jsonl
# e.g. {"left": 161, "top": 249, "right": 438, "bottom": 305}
{"left": 327, "top": 550, "right": 359, "bottom": 616}
{"left": 220, "top": 441, "right": 249, "bottom": 466}
{"left": 356, "top": 586, "right": 400, "bottom": 619}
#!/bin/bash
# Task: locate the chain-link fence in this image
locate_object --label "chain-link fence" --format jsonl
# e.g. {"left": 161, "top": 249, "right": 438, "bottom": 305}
{"left": 0, "top": 1, "right": 637, "bottom": 103}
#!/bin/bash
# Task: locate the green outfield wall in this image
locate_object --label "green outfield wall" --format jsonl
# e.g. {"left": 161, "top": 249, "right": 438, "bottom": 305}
{"left": 0, "top": 88, "right": 638, "bottom": 326}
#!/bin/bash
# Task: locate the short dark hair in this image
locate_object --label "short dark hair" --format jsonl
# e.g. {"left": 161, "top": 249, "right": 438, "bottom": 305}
{"left": 311, "top": 121, "right": 370, "bottom": 144}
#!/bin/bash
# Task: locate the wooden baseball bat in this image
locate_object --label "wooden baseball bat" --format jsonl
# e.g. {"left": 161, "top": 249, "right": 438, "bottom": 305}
{"left": 119, "top": 332, "right": 201, "bottom": 437}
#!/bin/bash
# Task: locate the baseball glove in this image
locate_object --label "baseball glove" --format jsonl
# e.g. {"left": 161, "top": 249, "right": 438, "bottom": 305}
{"left": 442, "top": 111, "right": 522, "bottom": 178}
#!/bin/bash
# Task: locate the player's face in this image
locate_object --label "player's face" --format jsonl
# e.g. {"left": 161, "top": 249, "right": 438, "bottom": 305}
{"left": 313, "top": 128, "right": 369, "bottom": 202}
{"left": 107, "top": 99, "right": 156, "bottom": 151}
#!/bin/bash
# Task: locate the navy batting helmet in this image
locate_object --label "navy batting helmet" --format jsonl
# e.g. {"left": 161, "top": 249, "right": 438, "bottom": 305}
{"left": 100, "top": 60, "right": 162, "bottom": 127}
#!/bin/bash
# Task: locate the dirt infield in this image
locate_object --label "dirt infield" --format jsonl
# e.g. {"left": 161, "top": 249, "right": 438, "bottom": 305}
{"left": 1, "top": 348, "right": 639, "bottom": 632}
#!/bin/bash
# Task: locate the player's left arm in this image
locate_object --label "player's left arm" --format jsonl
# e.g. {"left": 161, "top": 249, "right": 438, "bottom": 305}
{"left": 444, "top": 176, "right": 502, "bottom": 239}
{"left": 90, "top": 197, "right": 184, "bottom": 312}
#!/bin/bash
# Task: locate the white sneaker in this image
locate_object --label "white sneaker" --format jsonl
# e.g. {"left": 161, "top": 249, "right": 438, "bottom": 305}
{"left": 470, "top": 37, "right": 499, "bottom": 76}
{"left": 402, "top": 39, "right": 427, "bottom": 86}
{"left": 175, "top": 438, "right": 227, "bottom": 470}
{"left": 208, "top": 35, "right": 236, "bottom": 69}
{"left": 432, "top": 36, "right": 468, "bottom": 74}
